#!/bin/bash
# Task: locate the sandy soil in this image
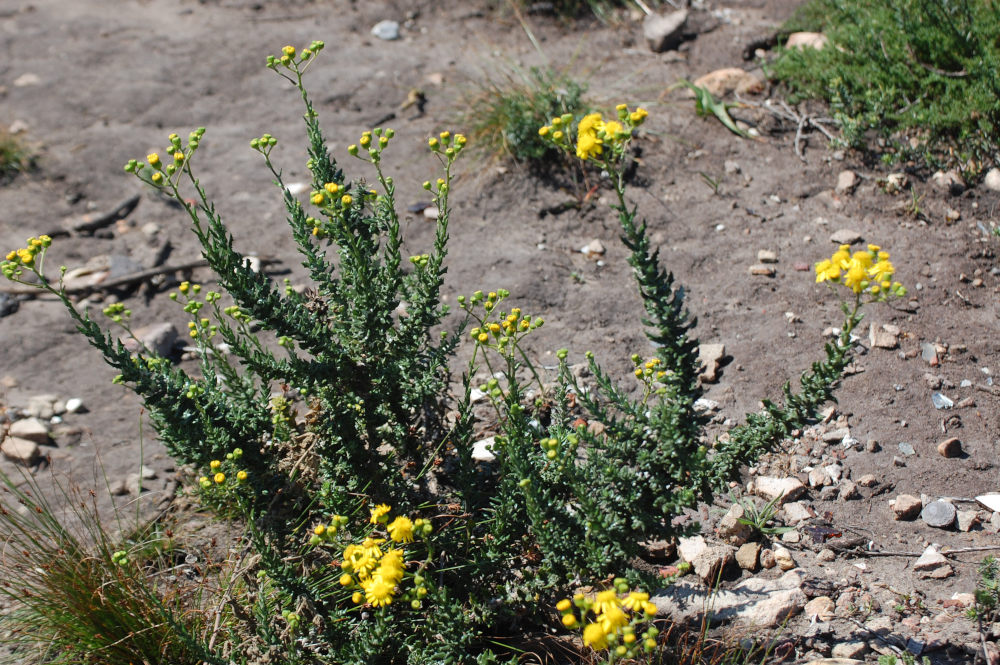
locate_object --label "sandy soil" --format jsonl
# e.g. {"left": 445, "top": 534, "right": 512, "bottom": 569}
{"left": 1, "top": 1, "right": 998, "bottom": 662}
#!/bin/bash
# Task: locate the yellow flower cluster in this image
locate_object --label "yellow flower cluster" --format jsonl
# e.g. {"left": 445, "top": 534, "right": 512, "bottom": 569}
{"left": 557, "top": 581, "right": 659, "bottom": 658}
{"left": 336, "top": 505, "right": 433, "bottom": 609}
{"left": 197, "top": 448, "right": 248, "bottom": 490}
{"left": 266, "top": 40, "right": 325, "bottom": 71}
{"left": 3, "top": 235, "right": 52, "bottom": 279}
{"left": 462, "top": 290, "right": 544, "bottom": 357}
{"left": 815, "top": 244, "right": 906, "bottom": 298}
{"left": 538, "top": 103, "right": 648, "bottom": 164}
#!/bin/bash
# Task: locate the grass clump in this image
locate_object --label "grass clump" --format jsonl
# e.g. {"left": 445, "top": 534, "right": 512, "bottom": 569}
{"left": 2, "top": 41, "right": 906, "bottom": 664}
{"left": 0, "top": 127, "right": 34, "bottom": 181}
{"left": 462, "top": 64, "right": 588, "bottom": 166}
{"left": 772, "top": 0, "right": 1000, "bottom": 175}
{"left": 0, "top": 471, "right": 211, "bottom": 665}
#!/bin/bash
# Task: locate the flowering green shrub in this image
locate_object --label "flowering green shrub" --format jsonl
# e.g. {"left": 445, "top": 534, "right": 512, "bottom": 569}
{"left": 2, "top": 42, "right": 904, "bottom": 663}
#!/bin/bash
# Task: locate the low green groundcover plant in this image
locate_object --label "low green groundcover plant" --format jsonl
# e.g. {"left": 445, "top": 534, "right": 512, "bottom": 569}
{"left": 773, "top": 0, "right": 1000, "bottom": 175}
{"left": 2, "top": 42, "right": 904, "bottom": 664}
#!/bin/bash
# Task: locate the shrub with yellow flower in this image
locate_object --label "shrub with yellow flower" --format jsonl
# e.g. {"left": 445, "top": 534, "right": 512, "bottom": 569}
{"left": 556, "top": 578, "right": 660, "bottom": 663}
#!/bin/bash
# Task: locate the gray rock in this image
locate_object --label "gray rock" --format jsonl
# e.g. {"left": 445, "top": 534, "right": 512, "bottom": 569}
{"left": 781, "top": 530, "right": 801, "bottom": 544}
{"left": 869, "top": 323, "right": 899, "bottom": 349}
{"left": 736, "top": 542, "right": 761, "bottom": 571}
{"left": 140, "top": 465, "right": 158, "bottom": 480}
{"left": 755, "top": 476, "right": 806, "bottom": 504}
{"left": 835, "top": 170, "right": 859, "bottom": 195}
{"left": 809, "top": 468, "right": 830, "bottom": 488}
{"left": 857, "top": 474, "right": 877, "bottom": 487}
{"left": 921, "top": 342, "right": 940, "bottom": 365}
{"left": 717, "top": 504, "right": 753, "bottom": 545}
{"left": 892, "top": 494, "right": 922, "bottom": 520}
{"left": 757, "top": 249, "right": 778, "bottom": 263}
{"left": 26, "top": 393, "right": 60, "bottom": 419}
{"left": 724, "top": 160, "right": 741, "bottom": 174}
{"left": 921, "top": 500, "right": 956, "bottom": 529}
{"left": 817, "top": 548, "right": 836, "bottom": 562}
{"left": 760, "top": 548, "right": 776, "bottom": 569}
{"left": 831, "top": 642, "right": 869, "bottom": 659}
{"left": 9, "top": 417, "right": 50, "bottom": 444}
{"left": 643, "top": 10, "right": 688, "bottom": 53}
{"left": 371, "top": 20, "right": 400, "bottom": 41}
{"left": 829, "top": 229, "right": 862, "bottom": 245}
{"left": 957, "top": 510, "right": 980, "bottom": 532}
{"left": 651, "top": 569, "right": 805, "bottom": 627}
{"left": 824, "top": 464, "right": 843, "bottom": 483}
{"left": 125, "top": 472, "right": 145, "bottom": 496}
{"left": 580, "top": 239, "right": 606, "bottom": 258}
{"left": 804, "top": 595, "right": 835, "bottom": 621}
{"left": 931, "top": 169, "right": 965, "bottom": 195}
{"left": 782, "top": 501, "right": 812, "bottom": 524}
{"left": 913, "top": 545, "right": 948, "bottom": 571}
{"left": 839, "top": 480, "right": 860, "bottom": 501}
{"left": 124, "top": 322, "right": 180, "bottom": 358}
{"left": 822, "top": 427, "right": 851, "bottom": 443}
{"left": 678, "top": 535, "right": 708, "bottom": 563}
{"left": 692, "top": 545, "right": 736, "bottom": 584}
{"left": 1, "top": 436, "right": 41, "bottom": 464}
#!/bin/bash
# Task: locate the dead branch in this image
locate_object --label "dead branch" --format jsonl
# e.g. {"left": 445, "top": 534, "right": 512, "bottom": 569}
{"left": 44, "top": 194, "right": 141, "bottom": 238}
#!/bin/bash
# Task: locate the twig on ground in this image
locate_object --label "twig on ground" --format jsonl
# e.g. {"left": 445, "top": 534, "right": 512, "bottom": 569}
{"left": 757, "top": 99, "right": 838, "bottom": 161}
{"left": 43, "top": 194, "right": 141, "bottom": 237}
{"left": 0, "top": 257, "right": 280, "bottom": 297}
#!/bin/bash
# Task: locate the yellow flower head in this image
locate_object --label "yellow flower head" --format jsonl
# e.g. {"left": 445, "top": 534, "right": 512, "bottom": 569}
{"left": 370, "top": 503, "right": 392, "bottom": 524}
{"left": 814, "top": 259, "right": 840, "bottom": 284}
{"left": 598, "top": 605, "right": 629, "bottom": 634}
{"left": 629, "top": 108, "right": 649, "bottom": 124}
{"left": 578, "top": 112, "right": 603, "bottom": 136}
{"left": 387, "top": 516, "right": 415, "bottom": 543}
{"left": 843, "top": 259, "right": 868, "bottom": 294}
{"left": 362, "top": 576, "right": 396, "bottom": 607}
{"left": 576, "top": 132, "right": 603, "bottom": 161}
{"left": 213, "top": 472, "right": 225, "bottom": 484}
{"left": 622, "top": 591, "right": 650, "bottom": 610}
{"left": 538, "top": 126, "right": 551, "bottom": 137}
{"left": 583, "top": 622, "right": 609, "bottom": 650}
{"left": 603, "top": 120, "right": 624, "bottom": 139}
{"left": 561, "top": 613, "right": 578, "bottom": 628}
{"left": 592, "top": 589, "right": 621, "bottom": 616}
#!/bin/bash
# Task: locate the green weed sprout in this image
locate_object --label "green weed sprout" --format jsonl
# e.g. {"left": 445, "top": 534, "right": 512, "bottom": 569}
{"left": 730, "top": 492, "right": 794, "bottom": 539}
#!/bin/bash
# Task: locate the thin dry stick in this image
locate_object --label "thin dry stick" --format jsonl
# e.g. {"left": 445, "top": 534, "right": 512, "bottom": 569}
{"left": 43, "top": 194, "right": 142, "bottom": 238}
{"left": 1, "top": 257, "right": 279, "bottom": 297}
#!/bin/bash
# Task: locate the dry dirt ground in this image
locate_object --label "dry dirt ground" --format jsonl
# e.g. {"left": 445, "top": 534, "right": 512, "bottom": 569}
{"left": 1, "top": 1, "right": 999, "bottom": 663}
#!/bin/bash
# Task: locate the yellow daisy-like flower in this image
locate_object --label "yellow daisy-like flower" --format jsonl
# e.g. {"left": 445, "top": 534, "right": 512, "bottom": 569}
{"left": 578, "top": 112, "right": 603, "bottom": 136}
{"left": 370, "top": 503, "right": 392, "bottom": 524}
{"left": 598, "top": 605, "right": 629, "bottom": 634}
{"left": 592, "top": 589, "right": 621, "bottom": 616}
{"left": 814, "top": 259, "right": 840, "bottom": 283}
{"left": 213, "top": 472, "right": 225, "bottom": 484}
{"left": 582, "top": 622, "right": 609, "bottom": 650}
{"left": 831, "top": 246, "right": 851, "bottom": 268}
{"left": 387, "top": 516, "right": 415, "bottom": 543}
{"left": 622, "top": 591, "right": 649, "bottom": 611}
{"left": 843, "top": 259, "right": 868, "bottom": 294}
{"left": 851, "top": 250, "right": 873, "bottom": 270}
{"left": 869, "top": 259, "right": 894, "bottom": 283}
{"left": 362, "top": 576, "right": 396, "bottom": 607}
{"left": 603, "top": 120, "right": 624, "bottom": 139}
{"left": 576, "top": 132, "right": 603, "bottom": 161}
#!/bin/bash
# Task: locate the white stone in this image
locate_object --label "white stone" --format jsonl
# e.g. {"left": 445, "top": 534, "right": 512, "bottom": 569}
{"left": 785, "top": 32, "right": 827, "bottom": 50}
{"left": 371, "top": 20, "right": 400, "bottom": 41}
{"left": 983, "top": 168, "right": 1000, "bottom": 192}
{"left": 692, "top": 546, "right": 736, "bottom": 583}
{"left": 471, "top": 437, "right": 496, "bottom": 463}
{"left": 65, "top": 397, "right": 84, "bottom": 413}
{"left": 976, "top": 494, "right": 1000, "bottom": 513}
{"left": 774, "top": 546, "right": 796, "bottom": 570}
{"left": 580, "top": 239, "right": 606, "bottom": 258}
{"left": 782, "top": 501, "right": 812, "bottom": 524}
{"left": 913, "top": 545, "right": 948, "bottom": 571}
